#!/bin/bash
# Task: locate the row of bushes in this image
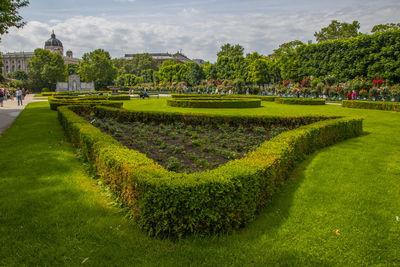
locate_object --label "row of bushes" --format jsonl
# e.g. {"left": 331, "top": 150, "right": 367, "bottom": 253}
{"left": 49, "top": 99, "right": 123, "bottom": 111}
{"left": 58, "top": 105, "right": 363, "bottom": 237}
{"left": 52, "top": 95, "right": 131, "bottom": 101}
{"left": 342, "top": 100, "right": 400, "bottom": 112}
{"left": 171, "top": 94, "right": 277, "bottom": 101}
{"left": 275, "top": 98, "right": 326, "bottom": 105}
{"left": 167, "top": 98, "right": 261, "bottom": 108}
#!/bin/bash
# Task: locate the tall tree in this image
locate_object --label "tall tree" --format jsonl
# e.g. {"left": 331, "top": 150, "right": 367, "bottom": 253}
{"left": 27, "top": 48, "right": 66, "bottom": 91}
{"left": 371, "top": 23, "right": 400, "bottom": 33}
{"left": 112, "top": 54, "right": 158, "bottom": 76}
{"left": 217, "top": 44, "right": 244, "bottom": 59}
{"left": 184, "top": 62, "right": 205, "bottom": 86}
{"left": 79, "top": 49, "right": 118, "bottom": 89}
{"left": 66, "top": 63, "right": 78, "bottom": 75}
{"left": 314, "top": 20, "right": 360, "bottom": 42}
{"left": 0, "top": 0, "right": 29, "bottom": 38}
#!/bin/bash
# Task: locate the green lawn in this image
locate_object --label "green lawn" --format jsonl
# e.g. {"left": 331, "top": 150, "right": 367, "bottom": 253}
{"left": 0, "top": 100, "right": 399, "bottom": 266}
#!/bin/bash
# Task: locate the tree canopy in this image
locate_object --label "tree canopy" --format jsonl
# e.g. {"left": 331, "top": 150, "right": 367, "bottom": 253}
{"left": 0, "top": 0, "right": 29, "bottom": 38}
{"left": 371, "top": 23, "right": 400, "bottom": 33}
{"left": 217, "top": 44, "right": 244, "bottom": 59}
{"left": 27, "top": 49, "right": 66, "bottom": 91}
{"left": 79, "top": 49, "right": 118, "bottom": 89}
{"left": 314, "top": 20, "right": 360, "bottom": 42}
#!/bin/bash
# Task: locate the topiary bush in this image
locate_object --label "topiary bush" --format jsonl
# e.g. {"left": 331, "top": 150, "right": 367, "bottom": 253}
{"left": 167, "top": 98, "right": 261, "bottom": 108}
{"left": 342, "top": 100, "right": 400, "bottom": 111}
{"left": 275, "top": 98, "right": 326, "bottom": 105}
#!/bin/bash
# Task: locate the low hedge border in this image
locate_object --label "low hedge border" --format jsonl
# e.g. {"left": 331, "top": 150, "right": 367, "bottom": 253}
{"left": 52, "top": 95, "right": 131, "bottom": 101}
{"left": 342, "top": 100, "right": 400, "bottom": 112}
{"left": 171, "top": 94, "right": 277, "bottom": 101}
{"left": 275, "top": 98, "right": 326, "bottom": 105}
{"left": 58, "top": 105, "right": 363, "bottom": 237}
{"left": 49, "top": 99, "right": 123, "bottom": 110}
{"left": 167, "top": 98, "right": 261, "bottom": 108}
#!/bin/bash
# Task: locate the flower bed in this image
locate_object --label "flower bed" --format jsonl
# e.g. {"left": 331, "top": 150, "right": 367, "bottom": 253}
{"left": 342, "top": 100, "right": 400, "bottom": 112}
{"left": 58, "top": 105, "right": 363, "bottom": 237}
{"left": 275, "top": 98, "right": 326, "bottom": 105}
{"left": 167, "top": 98, "right": 261, "bottom": 108}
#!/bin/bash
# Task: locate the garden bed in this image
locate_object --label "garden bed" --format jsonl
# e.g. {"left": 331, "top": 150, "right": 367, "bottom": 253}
{"left": 58, "top": 105, "right": 362, "bottom": 237}
{"left": 81, "top": 114, "right": 290, "bottom": 173}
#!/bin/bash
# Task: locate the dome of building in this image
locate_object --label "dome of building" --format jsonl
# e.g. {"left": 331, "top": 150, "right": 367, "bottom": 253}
{"left": 45, "top": 31, "right": 63, "bottom": 47}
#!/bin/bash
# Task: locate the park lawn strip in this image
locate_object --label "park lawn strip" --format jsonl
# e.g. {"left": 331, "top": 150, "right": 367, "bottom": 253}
{"left": 0, "top": 100, "right": 399, "bottom": 265}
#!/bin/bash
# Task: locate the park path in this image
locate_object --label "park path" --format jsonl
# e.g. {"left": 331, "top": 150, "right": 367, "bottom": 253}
{"left": 0, "top": 94, "right": 47, "bottom": 136}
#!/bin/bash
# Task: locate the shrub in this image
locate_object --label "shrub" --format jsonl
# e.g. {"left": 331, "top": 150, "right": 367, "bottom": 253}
{"left": 58, "top": 105, "right": 363, "bottom": 237}
{"left": 342, "top": 100, "right": 400, "bottom": 111}
{"left": 167, "top": 98, "right": 261, "bottom": 108}
{"left": 49, "top": 98, "right": 123, "bottom": 111}
{"left": 275, "top": 98, "right": 326, "bottom": 105}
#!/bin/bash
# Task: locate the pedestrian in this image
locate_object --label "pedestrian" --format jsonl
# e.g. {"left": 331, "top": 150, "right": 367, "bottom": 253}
{"left": 22, "top": 88, "right": 26, "bottom": 100}
{"left": 16, "top": 88, "right": 23, "bottom": 106}
{"left": 347, "top": 91, "right": 352, "bottom": 100}
{"left": 0, "top": 89, "right": 4, "bottom": 107}
{"left": 246, "top": 88, "right": 249, "bottom": 95}
{"left": 352, "top": 90, "right": 357, "bottom": 100}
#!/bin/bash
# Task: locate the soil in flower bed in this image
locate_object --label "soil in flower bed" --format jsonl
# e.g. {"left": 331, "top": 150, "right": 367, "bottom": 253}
{"left": 82, "top": 115, "right": 290, "bottom": 173}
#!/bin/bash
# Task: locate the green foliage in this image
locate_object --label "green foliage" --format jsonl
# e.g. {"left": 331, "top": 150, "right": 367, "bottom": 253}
{"left": 58, "top": 105, "right": 362, "bottom": 237}
{"left": 66, "top": 63, "right": 78, "bottom": 75}
{"left": 7, "top": 70, "right": 28, "bottom": 80}
{"left": 314, "top": 20, "right": 360, "bottom": 42}
{"left": 27, "top": 48, "right": 66, "bottom": 91}
{"left": 342, "top": 100, "right": 400, "bottom": 111}
{"left": 217, "top": 43, "right": 244, "bottom": 58}
{"left": 371, "top": 23, "right": 400, "bottom": 33}
{"left": 49, "top": 98, "right": 123, "bottom": 111}
{"left": 275, "top": 98, "right": 326, "bottom": 105}
{"left": 185, "top": 62, "right": 205, "bottom": 86}
{"left": 0, "top": 0, "right": 29, "bottom": 38}
{"left": 116, "top": 74, "right": 137, "bottom": 87}
{"left": 167, "top": 98, "right": 261, "bottom": 108}
{"left": 112, "top": 54, "right": 158, "bottom": 76}
{"left": 78, "top": 49, "right": 118, "bottom": 89}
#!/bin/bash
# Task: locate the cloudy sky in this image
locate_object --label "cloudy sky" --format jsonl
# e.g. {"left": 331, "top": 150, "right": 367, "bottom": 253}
{"left": 0, "top": 0, "right": 399, "bottom": 62}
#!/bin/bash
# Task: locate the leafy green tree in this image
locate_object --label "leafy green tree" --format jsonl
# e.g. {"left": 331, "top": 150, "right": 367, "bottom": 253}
{"left": 314, "top": 20, "right": 360, "bottom": 42}
{"left": 185, "top": 62, "right": 205, "bottom": 86}
{"left": 7, "top": 70, "right": 28, "bottom": 80}
{"left": 217, "top": 44, "right": 244, "bottom": 59}
{"left": 78, "top": 49, "right": 118, "bottom": 89}
{"left": 203, "top": 62, "right": 218, "bottom": 80}
{"left": 271, "top": 40, "right": 305, "bottom": 59}
{"left": 112, "top": 54, "right": 158, "bottom": 76}
{"left": 158, "top": 59, "right": 182, "bottom": 83}
{"left": 0, "top": 0, "right": 29, "bottom": 38}
{"left": 27, "top": 48, "right": 66, "bottom": 91}
{"left": 141, "top": 69, "right": 154, "bottom": 83}
{"left": 248, "top": 58, "right": 269, "bottom": 87}
{"left": 116, "top": 74, "right": 137, "bottom": 87}
{"left": 66, "top": 63, "right": 78, "bottom": 75}
{"left": 371, "top": 23, "right": 400, "bottom": 33}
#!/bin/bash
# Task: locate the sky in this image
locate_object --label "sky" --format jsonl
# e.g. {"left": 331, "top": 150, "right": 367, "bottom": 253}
{"left": 0, "top": 0, "right": 399, "bottom": 62}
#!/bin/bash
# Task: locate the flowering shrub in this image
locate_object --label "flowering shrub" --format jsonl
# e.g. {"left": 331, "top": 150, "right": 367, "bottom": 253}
{"left": 372, "top": 79, "right": 386, "bottom": 88}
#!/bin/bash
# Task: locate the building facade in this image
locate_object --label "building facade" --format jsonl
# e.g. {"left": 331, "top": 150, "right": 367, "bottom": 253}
{"left": 1, "top": 31, "right": 80, "bottom": 75}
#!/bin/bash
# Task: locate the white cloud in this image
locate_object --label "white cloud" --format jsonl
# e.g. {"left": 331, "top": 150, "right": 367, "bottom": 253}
{"left": 1, "top": 3, "right": 399, "bottom": 62}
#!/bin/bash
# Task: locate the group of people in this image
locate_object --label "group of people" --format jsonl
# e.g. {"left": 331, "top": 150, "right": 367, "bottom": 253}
{"left": 347, "top": 90, "right": 357, "bottom": 100}
{"left": 0, "top": 88, "right": 28, "bottom": 107}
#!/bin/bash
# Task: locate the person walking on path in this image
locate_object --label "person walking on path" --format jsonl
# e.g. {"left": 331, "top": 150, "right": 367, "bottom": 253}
{"left": 0, "top": 89, "right": 4, "bottom": 107}
{"left": 352, "top": 90, "right": 357, "bottom": 100}
{"left": 16, "top": 88, "right": 23, "bottom": 106}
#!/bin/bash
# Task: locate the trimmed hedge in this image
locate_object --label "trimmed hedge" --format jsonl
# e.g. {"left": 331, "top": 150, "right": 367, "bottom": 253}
{"left": 171, "top": 94, "right": 277, "bottom": 101}
{"left": 41, "top": 92, "right": 72, "bottom": 96}
{"left": 167, "top": 98, "right": 261, "bottom": 108}
{"left": 52, "top": 95, "right": 131, "bottom": 101}
{"left": 342, "top": 100, "right": 400, "bottom": 112}
{"left": 275, "top": 98, "right": 326, "bottom": 105}
{"left": 58, "top": 105, "right": 363, "bottom": 237}
{"left": 49, "top": 99, "right": 123, "bottom": 110}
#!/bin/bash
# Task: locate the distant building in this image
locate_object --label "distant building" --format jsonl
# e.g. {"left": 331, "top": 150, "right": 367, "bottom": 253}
{"left": 56, "top": 74, "right": 94, "bottom": 92}
{"left": 125, "top": 51, "right": 193, "bottom": 65}
{"left": 1, "top": 31, "right": 80, "bottom": 75}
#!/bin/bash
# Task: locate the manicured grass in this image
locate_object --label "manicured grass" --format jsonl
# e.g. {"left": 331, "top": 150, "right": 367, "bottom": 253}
{"left": 1, "top": 100, "right": 399, "bottom": 265}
